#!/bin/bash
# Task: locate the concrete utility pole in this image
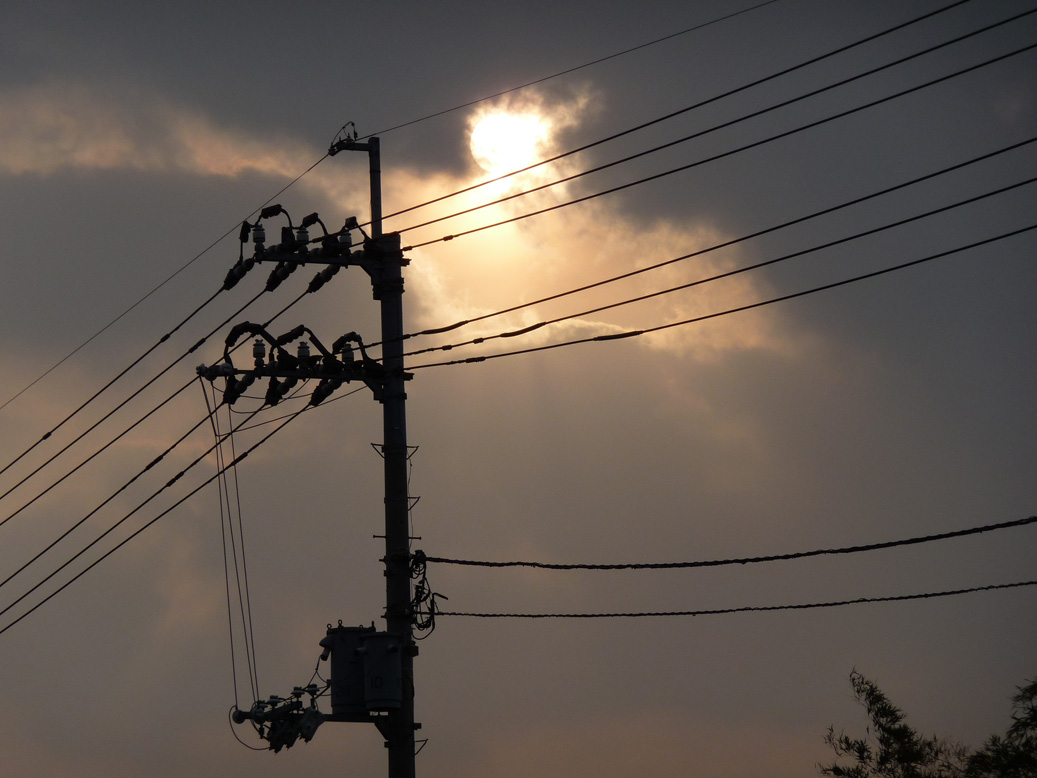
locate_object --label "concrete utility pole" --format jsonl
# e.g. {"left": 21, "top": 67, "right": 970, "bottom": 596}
{"left": 333, "top": 134, "right": 418, "bottom": 778}
{"left": 211, "top": 134, "right": 418, "bottom": 778}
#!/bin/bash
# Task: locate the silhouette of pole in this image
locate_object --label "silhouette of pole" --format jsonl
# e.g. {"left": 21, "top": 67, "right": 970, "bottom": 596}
{"left": 369, "top": 136, "right": 417, "bottom": 778}
{"left": 324, "top": 132, "right": 416, "bottom": 778}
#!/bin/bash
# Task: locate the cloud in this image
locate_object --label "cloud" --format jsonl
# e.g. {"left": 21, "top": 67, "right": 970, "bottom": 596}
{"left": 0, "top": 80, "right": 310, "bottom": 179}
{"left": 0, "top": 79, "right": 797, "bottom": 365}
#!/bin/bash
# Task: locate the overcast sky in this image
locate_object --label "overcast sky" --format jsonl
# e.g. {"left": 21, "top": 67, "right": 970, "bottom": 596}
{"left": 1, "top": 1, "right": 1035, "bottom": 776}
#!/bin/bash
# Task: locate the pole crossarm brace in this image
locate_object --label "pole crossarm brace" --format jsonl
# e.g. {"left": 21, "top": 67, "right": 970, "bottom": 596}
{"left": 196, "top": 321, "right": 410, "bottom": 406}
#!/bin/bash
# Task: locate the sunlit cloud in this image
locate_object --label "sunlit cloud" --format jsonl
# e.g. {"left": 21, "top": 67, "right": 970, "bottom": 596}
{"left": 0, "top": 80, "right": 310, "bottom": 179}
{"left": 0, "top": 80, "right": 790, "bottom": 363}
{"left": 387, "top": 88, "right": 789, "bottom": 363}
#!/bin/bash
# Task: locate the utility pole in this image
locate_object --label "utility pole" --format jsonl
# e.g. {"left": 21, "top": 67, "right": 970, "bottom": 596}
{"left": 342, "top": 134, "right": 418, "bottom": 778}
{"left": 208, "top": 133, "right": 418, "bottom": 778}
{"left": 331, "top": 133, "right": 418, "bottom": 778}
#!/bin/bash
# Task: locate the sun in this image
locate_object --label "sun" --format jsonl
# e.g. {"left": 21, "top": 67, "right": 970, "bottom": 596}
{"left": 469, "top": 112, "right": 548, "bottom": 176}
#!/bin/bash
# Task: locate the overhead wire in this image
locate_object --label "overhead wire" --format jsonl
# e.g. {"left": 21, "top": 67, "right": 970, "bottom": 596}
{"left": 0, "top": 393, "right": 313, "bottom": 638}
{"left": 0, "top": 288, "right": 266, "bottom": 516}
{"left": 0, "top": 305, "right": 366, "bottom": 602}
{"left": 0, "top": 153, "right": 328, "bottom": 416}
{"left": 379, "top": 0, "right": 980, "bottom": 223}
{"left": 0, "top": 406, "right": 216, "bottom": 596}
{"left": 0, "top": 0, "right": 993, "bottom": 491}
{"left": 399, "top": 37, "right": 1037, "bottom": 251}
{"left": 0, "top": 288, "right": 221, "bottom": 479}
{"left": 0, "top": 0, "right": 994, "bottom": 504}
{"left": 404, "top": 172, "right": 1037, "bottom": 359}
{"left": 0, "top": 265, "right": 353, "bottom": 534}
{"left": 0, "top": 0, "right": 788, "bottom": 423}
{"left": 435, "top": 580, "right": 1037, "bottom": 619}
{"left": 205, "top": 382, "right": 260, "bottom": 707}
{"left": 390, "top": 3, "right": 1036, "bottom": 239}
{"left": 357, "top": 0, "right": 786, "bottom": 140}
{"left": 396, "top": 135, "right": 1037, "bottom": 349}
{"left": 2, "top": 1, "right": 1028, "bottom": 647}
{"left": 422, "top": 515, "right": 1037, "bottom": 570}
{"left": 409, "top": 221, "right": 1037, "bottom": 370}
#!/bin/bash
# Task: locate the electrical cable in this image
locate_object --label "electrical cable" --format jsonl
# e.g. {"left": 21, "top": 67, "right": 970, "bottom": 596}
{"left": 0, "top": 288, "right": 265, "bottom": 527}
{"left": 409, "top": 221, "right": 1037, "bottom": 370}
{"left": 422, "top": 515, "right": 1037, "bottom": 570}
{"left": 0, "top": 152, "right": 329, "bottom": 413}
{"left": 0, "top": 0, "right": 982, "bottom": 436}
{"left": 0, "top": 261, "right": 350, "bottom": 534}
{"left": 224, "top": 400, "right": 261, "bottom": 704}
{"left": 395, "top": 135, "right": 1037, "bottom": 348}
{"left": 435, "top": 580, "right": 1037, "bottom": 619}
{"left": 0, "top": 1, "right": 992, "bottom": 484}
{"left": 355, "top": 0, "right": 787, "bottom": 141}
{"left": 404, "top": 174, "right": 1037, "bottom": 359}
{"left": 391, "top": 4, "right": 1036, "bottom": 238}
{"left": 0, "top": 373, "right": 198, "bottom": 532}
{"left": 378, "top": 0, "right": 979, "bottom": 222}
{"left": 0, "top": 400, "right": 262, "bottom": 615}
{"left": 235, "top": 385, "right": 367, "bottom": 433}
{"left": 209, "top": 387, "right": 246, "bottom": 710}
{"left": 205, "top": 382, "right": 259, "bottom": 706}
{"left": 0, "top": 344, "right": 372, "bottom": 634}
{"left": 401, "top": 38, "right": 1037, "bottom": 251}
{"left": 0, "top": 287, "right": 264, "bottom": 508}
{"left": 0, "top": 407, "right": 215, "bottom": 595}
{"left": 0, "top": 289, "right": 221, "bottom": 480}
{"left": 0, "top": 400, "right": 311, "bottom": 638}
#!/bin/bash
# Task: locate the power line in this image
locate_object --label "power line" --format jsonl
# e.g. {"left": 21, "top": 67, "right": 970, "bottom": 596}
{"left": 0, "top": 268, "right": 346, "bottom": 534}
{"left": 401, "top": 38, "right": 1037, "bottom": 251}
{"left": 0, "top": 154, "right": 329, "bottom": 415}
{"left": 404, "top": 172, "right": 1037, "bottom": 359}
{"left": 435, "top": 580, "right": 1037, "bottom": 619}
{"left": 205, "top": 382, "right": 261, "bottom": 707}
{"left": 392, "top": 4, "right": 1034, "bottom": 239}
{"left": 0, "top": 0, "right": 792, "bottom": 418}
{"left": 379, "top": 0, "right": 979, "bottom": 224}
{"left": 0, "top": 398, "right": 312, "bottom": 638}
{"left": 396, "top": 135, "right": 1036, "bottom": 349}
{"left": 421, "top": 516, "right": 1037, "bottom": 570}
{"left": 0, "top": 287, "right": 218, "bottom": 480}
{"left": 0, "top": 289, "right": 265, "bottom": 514}
{"left": 0, "top": 403, "right": 225, "bottom": 597}
{"left": 356, "top": 0, "right": 787, "bottom": 140}
{"left": 410, "top": 221, "right": 1037, "bottom": 370}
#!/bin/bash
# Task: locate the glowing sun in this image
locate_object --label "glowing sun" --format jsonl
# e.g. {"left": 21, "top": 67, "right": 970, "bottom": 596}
{"left": 470, "top": 112, "right": 548, "bottom": 176}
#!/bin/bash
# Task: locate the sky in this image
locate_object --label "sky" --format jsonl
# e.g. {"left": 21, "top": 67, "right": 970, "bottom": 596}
{"left": 0, "top": 1, "right": 1035, "bottom": 776}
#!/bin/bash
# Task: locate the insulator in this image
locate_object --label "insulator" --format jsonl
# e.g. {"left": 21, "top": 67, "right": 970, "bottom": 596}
{"left": 222, "top": 260, "right": 245, "bottom": 291}
{"left": 265, "top": 379, "right": 282, "bottom": 407}
{"left": 296, "top": 226, "right": 309, "bottom": 244}
{"left": 253, "top": 338, "right": 266, "bottom": 361}
{"left": 298, "top": 342, "right": 311, "bottom": 360}
{"left": 252, "top": 224, "right": 266, "bottom": 245}
{"left": 338, "top": 231, "right": 352, "bottom": 247}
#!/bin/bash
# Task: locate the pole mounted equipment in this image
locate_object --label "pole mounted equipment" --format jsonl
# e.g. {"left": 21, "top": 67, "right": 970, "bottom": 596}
{"left": 205, "top": 137, "right": 420, "bottom": 778}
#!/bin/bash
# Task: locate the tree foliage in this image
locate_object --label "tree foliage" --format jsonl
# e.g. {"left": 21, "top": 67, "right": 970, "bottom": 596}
{"left": 820, "top": 671, "right": 1036, "bottom": 778}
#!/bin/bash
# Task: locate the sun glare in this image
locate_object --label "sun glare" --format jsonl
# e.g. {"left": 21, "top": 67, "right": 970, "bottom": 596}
{"left": 470, "top": 112, "right": 547, "bottom": 176}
